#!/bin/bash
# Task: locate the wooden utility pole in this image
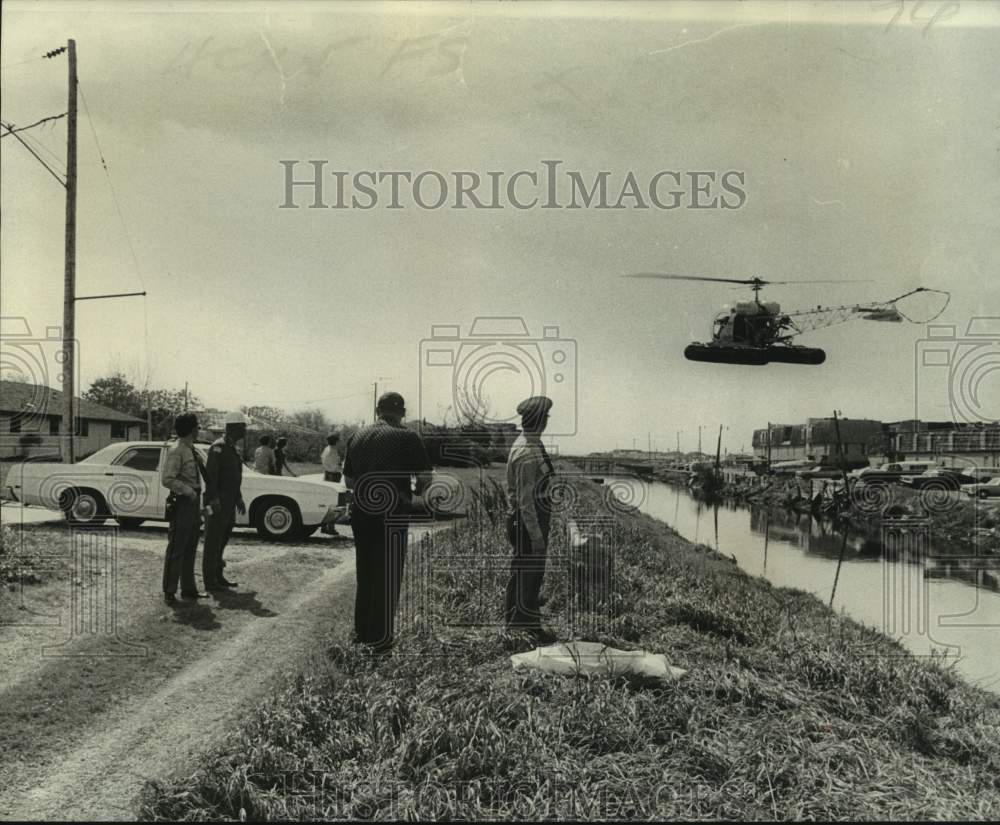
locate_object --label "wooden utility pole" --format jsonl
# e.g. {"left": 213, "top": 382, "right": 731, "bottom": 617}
{"left": 184, "top": 382, "right": 189, "bottom": 411}
{"left": 61, "top": 39, "right": 78, "bottom": 463}
{"left": 715, "top": 424, "right": 723, "bottom": 475}
{"left": 373, "top": 381, "right": 378, "bottom": 423}
{"left": 832, "top": 409, "right": 849, "bottom": 488}
{"left": 766, "top": 420, "right": 772, "bottom": 470}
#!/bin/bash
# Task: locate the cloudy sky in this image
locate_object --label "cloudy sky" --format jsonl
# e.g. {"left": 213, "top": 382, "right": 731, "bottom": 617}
{"left": 2, "top": 0, "right": 998, "bottom": 454}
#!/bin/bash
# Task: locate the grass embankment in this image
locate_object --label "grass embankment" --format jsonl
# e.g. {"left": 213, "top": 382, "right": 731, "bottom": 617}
{"left": 140, "top": 471, "right": 1000, "bottom": 820}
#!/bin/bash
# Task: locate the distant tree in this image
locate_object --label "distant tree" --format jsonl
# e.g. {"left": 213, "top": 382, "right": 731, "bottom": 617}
{"left": 85, "top": 373, "right": 203, "bottom": 439}
{"left": 290, "top": 408, "right": 329, "bottom": 433}
{"left": 84, "top": 373, "right": 144, "bottom": 417}
{"left": 242, "top": 405, "right": 291, "bottom": 425}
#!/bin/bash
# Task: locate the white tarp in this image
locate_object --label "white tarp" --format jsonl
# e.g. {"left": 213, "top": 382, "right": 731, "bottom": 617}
{"left": 511, "top": 641, "right": 687, "bottom": 681}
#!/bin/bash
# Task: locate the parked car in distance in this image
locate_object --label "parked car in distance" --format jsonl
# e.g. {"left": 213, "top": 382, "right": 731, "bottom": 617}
{"left": 899, "top": 467, "right": 983, "bottom": 490}
{"left": 2, "top": 441, "right": 346, "bottom": 541}
{"left": 849, "top": 462, "right": 937, "bottom": 485}
{"left": 796, "top": 465, "right": 851, "bottom": 480}
{"left": 960, "top": 477, "right": 1000, "bottom": 500}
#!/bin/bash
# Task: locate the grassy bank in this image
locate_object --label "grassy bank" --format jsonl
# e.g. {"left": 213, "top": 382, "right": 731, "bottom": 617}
{"left": 140, "top": 471, "right": 1000, "bottom": 820}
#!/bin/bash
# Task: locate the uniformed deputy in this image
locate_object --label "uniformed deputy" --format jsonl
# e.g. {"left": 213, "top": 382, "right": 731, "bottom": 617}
{"left": 203, "top": 411, "right": 247, "bottom": 592}
{"left": 343, "top": 392, "right": 432, "bottom": 655}
{"left": 160, "top": 412, "right": 207, "bottom": 605}
{"left": 505, "top": 395, "right": 557, "bottom": 643}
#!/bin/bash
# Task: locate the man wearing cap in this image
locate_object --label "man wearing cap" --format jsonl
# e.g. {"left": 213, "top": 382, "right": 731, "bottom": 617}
{"left": 160, "top": 412, "right": 206, "bottom": 605}
{"left": 203, "top": 411, "right": 247, "bottom": 592}
{"left": 505, "top": 395, "right": 557, "bottom": 643}
{"left": 343, "top": 392, "right": 433, "bottom": 654}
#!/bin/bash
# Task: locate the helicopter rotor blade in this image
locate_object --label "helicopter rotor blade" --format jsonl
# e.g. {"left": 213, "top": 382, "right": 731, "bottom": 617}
{"left": 764, "top": 279, "right": 869, "bottom": 285}
{"left": 624, "top": 273, "right": 762, "bottom": 285}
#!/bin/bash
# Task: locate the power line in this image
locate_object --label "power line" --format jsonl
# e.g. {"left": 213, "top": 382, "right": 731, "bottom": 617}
{"left": 78, "top": 81, "right": 146, "bottom": 291}
{"left": 77, "top": 78, "right": 153, "bottom": 396}
{"left": 0, "top": 112, "right": 66, "bottom": 137}
{"left": 0, "top": 120, "right": 66, "bottom": 187}
{"left": 0, "top": 55, "right": 47, "bottom": 70}
{"left": 12, "top": 124, "right": 66, "bottom": 174}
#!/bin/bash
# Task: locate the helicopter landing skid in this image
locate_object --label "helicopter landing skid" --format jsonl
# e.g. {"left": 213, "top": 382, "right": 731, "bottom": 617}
{"left": 684, "top": 342, "right": 826, "bottom": 365}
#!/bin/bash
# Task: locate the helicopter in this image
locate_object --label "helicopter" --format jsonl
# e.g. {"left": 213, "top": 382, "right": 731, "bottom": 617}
{"left": 625, "top": 273, "right": 951, "bottom": 366}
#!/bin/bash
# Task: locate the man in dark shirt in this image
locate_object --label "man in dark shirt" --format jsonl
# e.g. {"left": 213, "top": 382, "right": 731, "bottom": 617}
{"left": 343, "top": 391, "right": 432, "bottom": 654}
{"left": 203, "top": 411, "right": 247, "bottom": 592}
{"left": 273, "top": 436, "right": 296, "bottom": 476}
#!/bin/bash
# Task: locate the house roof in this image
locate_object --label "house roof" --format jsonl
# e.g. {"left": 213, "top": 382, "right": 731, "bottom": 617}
{"left": 0, "top": 380, "right": 144, "bottom": 423}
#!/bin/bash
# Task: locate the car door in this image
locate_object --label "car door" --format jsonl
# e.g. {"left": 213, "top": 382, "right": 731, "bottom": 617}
{"left": 108, "top": 446, "right": 165, "bottom": 518}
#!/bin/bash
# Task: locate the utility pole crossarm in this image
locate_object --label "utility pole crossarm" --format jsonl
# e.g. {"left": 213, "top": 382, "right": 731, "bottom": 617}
{"left": 75, "top": 291, "right": 146, "bottom": 301}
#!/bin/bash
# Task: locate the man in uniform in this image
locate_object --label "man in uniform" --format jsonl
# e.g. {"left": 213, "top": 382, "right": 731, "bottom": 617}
{"left": 160, "top": 412, "right": 206, "bottom": 605}
{"left": 343, "top": 391, "right": 432, "bottom": 655}
{"left": 203, "top": 411, "right": 247, "bottom": 592}
{"left": 505, "top": 395, "right": 557, "bottom": 644}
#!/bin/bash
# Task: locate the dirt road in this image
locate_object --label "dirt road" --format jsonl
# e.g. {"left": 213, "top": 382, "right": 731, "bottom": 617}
{"left": 0, "top": 517, "right": 363, "bottom": 821}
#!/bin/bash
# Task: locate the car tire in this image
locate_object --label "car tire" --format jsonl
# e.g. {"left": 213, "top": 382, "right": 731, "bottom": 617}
{"left": 296, "top": 524, "right": 321, "bottom": 540}
{"left": 59, "top": 488, "right": 109, "bottom": 525}
{"left": 253, "top": 497, "right": 303, "bottom": 541}
{"left": 979, "top": 490, "right": 990, "bottom": 500}
{"left": 115, "top": 517, "right": 145, "bottom": 530}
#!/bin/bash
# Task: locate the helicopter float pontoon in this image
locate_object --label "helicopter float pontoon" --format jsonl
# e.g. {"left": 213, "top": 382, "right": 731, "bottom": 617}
{"left": 625, "top": 273, "right": 950, "bottom": 366}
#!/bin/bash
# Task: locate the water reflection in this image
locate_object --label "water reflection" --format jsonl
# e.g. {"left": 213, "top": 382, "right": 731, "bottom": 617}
{"left": 609, "top": 477, "right": 1000, "bottom": 694}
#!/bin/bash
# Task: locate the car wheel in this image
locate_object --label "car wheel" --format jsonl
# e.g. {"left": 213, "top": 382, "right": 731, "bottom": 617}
{"left": 254, "top": 498, "right": 303, "bottom": 541}
{"left": 979, "top": 490, "right": 990, "bottom": 500}
{"left": 115, "top": 517, "right": 145, "bottom": 530}
{"left": 60, "top": 488, "right": 108, "bottom": 525}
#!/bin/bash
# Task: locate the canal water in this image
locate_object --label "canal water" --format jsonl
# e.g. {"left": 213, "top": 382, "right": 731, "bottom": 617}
{"left": 607, "top": 477, "right": 1000, "bottom": 695}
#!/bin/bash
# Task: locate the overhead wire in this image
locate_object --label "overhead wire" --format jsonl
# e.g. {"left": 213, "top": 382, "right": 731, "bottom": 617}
{"left": 0, "top": 112, "right": 67, "bottom": 137}
{"left": 0, "top": 119, "right": 66, "bottom": 186}
{"left": 78, "top": 78, "right": 152, "bottom": 392}
{"left": 0, "top": 55, "right": 48, "bottom": 71}
{"left": 12, "top": 123, "right": 67, "bottom": 175}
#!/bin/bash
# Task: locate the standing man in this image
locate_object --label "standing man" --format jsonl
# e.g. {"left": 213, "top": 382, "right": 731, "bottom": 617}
{"left": 253, "top": 435, "right": 276, "bottom": 475}
{"left": 505, "top": 396, "right": 557, "bottom": 644}
{"left": 273, "top": 436, "right": 296, "bottom": 476}
{"left": 203, "top": 411, "right": 247, "bottom": 592}
{"left": 321, "top": 433, "right": 342, "bottom": 482}
{"left": 343, "top": 392, "right": 432, "bottom": 655}
{"left": 160, "top": 412, "right": 206, "bottom": 605}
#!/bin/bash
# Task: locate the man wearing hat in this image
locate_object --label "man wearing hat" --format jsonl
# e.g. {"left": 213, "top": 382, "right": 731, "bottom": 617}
{"left": 343, "top": 391, "right": 433, "bottom": 654}
{"left": 203, "top": 411, "right": 247, "bottom": 592}
{"left": 505, "top": 395, "right": 557, "bottom": 643}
